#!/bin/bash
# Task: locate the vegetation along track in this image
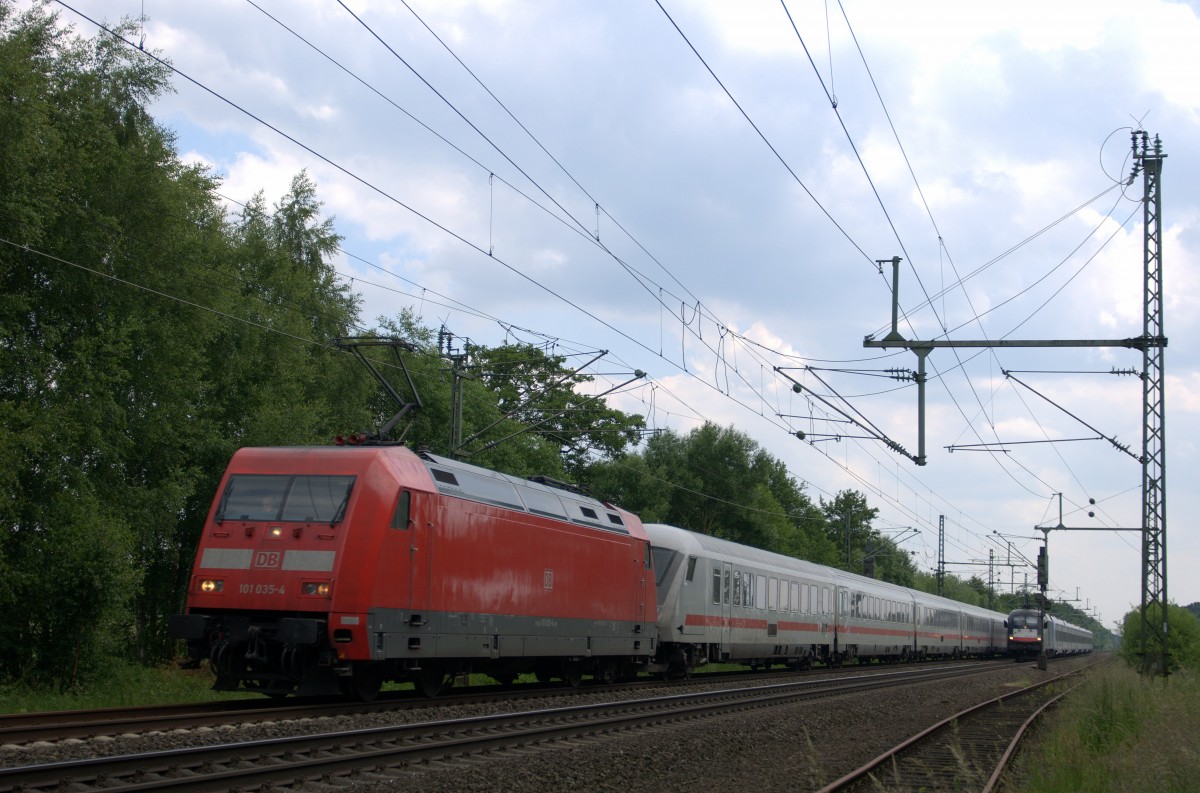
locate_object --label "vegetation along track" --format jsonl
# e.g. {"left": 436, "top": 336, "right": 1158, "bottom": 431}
{"left": 0, "top": 663, "right": 1007, "bottom": 792}
{"left": 817, "top": 656, "right": 1108, "bottom": 793}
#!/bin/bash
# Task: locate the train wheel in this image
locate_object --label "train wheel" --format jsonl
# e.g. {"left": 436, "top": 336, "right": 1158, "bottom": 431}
{"left": 563, "top": 662, "right": 583, "bottom": 688}
{"left": 415, "top": 664, "right": 448, "bottom": 698}
{"left": 491, "top": 672, "right": 518, "bottom": 687}
{"left": 595, "top": 660, "right": 618, "bottom": 685}
{"left": 348, "top": 663, "right": 384, "bottom": 702}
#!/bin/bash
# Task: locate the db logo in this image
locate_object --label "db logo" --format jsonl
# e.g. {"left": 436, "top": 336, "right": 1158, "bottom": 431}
{"left": 253, "top": 550, "right": 282, "bottom": 569}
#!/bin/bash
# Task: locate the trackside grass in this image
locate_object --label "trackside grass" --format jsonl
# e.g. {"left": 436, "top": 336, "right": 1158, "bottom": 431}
{"left": 1014, "top": 662, "right": 1200, "bottom": 793}
{"left": 0, "top": 661, "right": 766, "bottom": 714}
{"left": 0, "top": 663, "right": 256, "bottom": 714}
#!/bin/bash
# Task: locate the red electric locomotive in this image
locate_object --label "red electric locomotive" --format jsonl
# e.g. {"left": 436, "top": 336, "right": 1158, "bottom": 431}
{"left": 169, "top": 444, "right": 657, "bottom": 699}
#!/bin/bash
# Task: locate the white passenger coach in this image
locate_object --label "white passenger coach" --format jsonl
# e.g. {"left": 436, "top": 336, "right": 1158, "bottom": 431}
{"left": 646, "top": 523, "right": 1012, "bottom": 674}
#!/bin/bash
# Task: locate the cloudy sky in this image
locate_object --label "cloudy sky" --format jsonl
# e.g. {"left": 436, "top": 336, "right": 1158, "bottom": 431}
{"left": 53, "top": 0, "right": 1200, "bottom": 630}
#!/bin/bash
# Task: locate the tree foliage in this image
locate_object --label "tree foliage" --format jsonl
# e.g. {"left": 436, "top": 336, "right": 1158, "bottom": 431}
{"left": 584, "top": 423, "right": 834, "bottom": 562}
{"left": 1118, "top": 603, "right": 1200, "bottom": 674}
{"left": 0, "top": 5, "right": 372, "bottom": 685}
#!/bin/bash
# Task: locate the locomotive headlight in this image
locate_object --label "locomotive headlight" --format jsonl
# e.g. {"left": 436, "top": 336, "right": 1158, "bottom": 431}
{"left": 199, "top": 578, "right": 224, "bottom": 593}
{"left": 269, "top": 526, "right": 283, "bottom": 538}
{"left": 302, "top": 581, "right": 332, "bottom": 597}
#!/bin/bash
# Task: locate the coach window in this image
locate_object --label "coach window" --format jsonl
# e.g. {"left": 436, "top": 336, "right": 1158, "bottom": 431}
{"left": 733, "top": 570, "right": 742, "bottom": 606}
{"left": 781, "top": 580, "right": 789, "bottom": 611}
{"left": 769, "top": 577, "right": 778, "bottom": 611}
{"left": 390, "top": 490, "right": 411, "bottom": 530}
{"left": 756, "top": 575, "right": 767, "bottom": 610}
{"left": 724, "top": 567, "right": 732, "bottom": 605}
{"left": 712, "top": 567, "right": 721, "bottom": 605}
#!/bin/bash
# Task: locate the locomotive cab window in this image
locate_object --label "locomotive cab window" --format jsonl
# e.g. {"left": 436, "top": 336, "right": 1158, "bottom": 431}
{"left": 219, "top": 474, "right": 355, "bottom": 523}
{"left": 685, "top": 556, "right": 698, "bottom": 583}
{"left": 390, "top": 490, "right": 411, "bottom": 530}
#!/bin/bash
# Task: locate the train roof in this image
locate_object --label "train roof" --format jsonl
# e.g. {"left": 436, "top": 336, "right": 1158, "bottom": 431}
{"left": 225, "top": 445, "right": 646, "bottom": 540}
{"left": 644, "top": 523, "right": 835, "bottom": 580}
{"left": 417, "top": 451, "right": 645, "bottom": 539}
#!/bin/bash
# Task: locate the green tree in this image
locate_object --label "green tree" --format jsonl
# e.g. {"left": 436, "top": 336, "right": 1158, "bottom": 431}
{"left": 819, "top": 491, "right": 877, "bottom": 569}
{"left": 1118, "top": 603, "right": 1200, "bottom": 674}
{"left": 0, "top": 2, "right": 202, "bottom": 682}
{"left": 584, "top": 423, "right": 831, "bottom": 561}
{"left": 468, "top": 343, "right": 645, "bottom": 476}
{"left": 0, "top": 4, "right": 378, "bottom": 683}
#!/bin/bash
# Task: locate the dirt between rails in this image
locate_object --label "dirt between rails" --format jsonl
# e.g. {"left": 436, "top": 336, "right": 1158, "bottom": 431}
{"left": 353, "top": 655, "right": 1099, "bottom": 793}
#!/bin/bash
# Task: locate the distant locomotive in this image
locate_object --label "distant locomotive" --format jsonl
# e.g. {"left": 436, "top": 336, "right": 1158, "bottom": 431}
{"left": 1005, "top": 607, "right": 1093, "bottom": 659}
{"left": 170, "top": 444, "right": 1092, "bottom": 699}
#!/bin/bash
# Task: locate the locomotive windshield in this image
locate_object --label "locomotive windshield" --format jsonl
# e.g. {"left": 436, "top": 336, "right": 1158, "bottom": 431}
{"left": 1009, "top": 611, "right": 1039, "bottom": 629}
{"left": 218, "top": 474, "right": 355, "bottom": 523}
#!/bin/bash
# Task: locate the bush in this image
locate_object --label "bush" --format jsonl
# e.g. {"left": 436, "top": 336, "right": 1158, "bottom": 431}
{"left": 1118, "top": 602, "right": 1200, "bottom": 673}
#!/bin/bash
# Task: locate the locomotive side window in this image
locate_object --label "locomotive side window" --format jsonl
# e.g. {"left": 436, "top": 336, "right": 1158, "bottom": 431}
{"left": 456, "top": 469, "right": 524, "bottom": 510}
{"left": 390, "top": 490, "right": 411, "bottom": 530}
{"left": 220, "top": 474, "right": 355, "bottom": 523}
{"left": 685, "top": 556, "right": 697, "bottom": 583}
{"left": 517, "top": 485, "right": 568, "bottom": 519}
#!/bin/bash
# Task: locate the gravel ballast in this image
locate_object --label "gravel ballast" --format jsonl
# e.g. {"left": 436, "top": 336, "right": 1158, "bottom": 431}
{"left": 1, "top": 656, "right": 1098, "bottom": 791}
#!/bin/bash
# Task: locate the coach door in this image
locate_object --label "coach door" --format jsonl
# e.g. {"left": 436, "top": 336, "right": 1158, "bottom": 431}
{"left": 720, "top": 562, "right": 733, "bottom": 651}
{"left": 834, "top": 585, "right": 847, "bottom": 655}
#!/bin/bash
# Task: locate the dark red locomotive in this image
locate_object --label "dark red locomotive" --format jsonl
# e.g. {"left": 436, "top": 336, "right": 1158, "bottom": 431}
{"left": 169, "top": 445, "right": 656, "bottom": 699}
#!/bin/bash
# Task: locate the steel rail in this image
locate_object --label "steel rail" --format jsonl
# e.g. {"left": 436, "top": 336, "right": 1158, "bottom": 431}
{"left": 0, "top": 662, "right": 1006, "bottom": 793}
{"left": 815, "top": 657, "right": 1104, "bottom": 792}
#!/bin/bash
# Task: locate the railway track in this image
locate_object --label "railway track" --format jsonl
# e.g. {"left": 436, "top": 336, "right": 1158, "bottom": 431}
{"left": 816, "top": 656, "right": 1107, "bottom": 793}
{"left": 0, "top": 662, "right": 1008, "bottom": 792}
{"left": 0, "top": 660, "right": 999, "bottom": 746}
